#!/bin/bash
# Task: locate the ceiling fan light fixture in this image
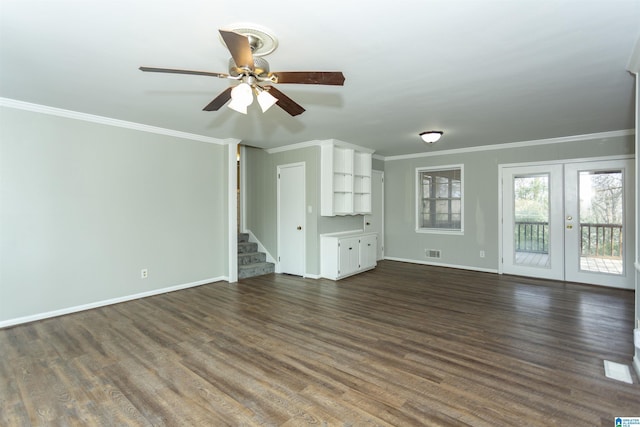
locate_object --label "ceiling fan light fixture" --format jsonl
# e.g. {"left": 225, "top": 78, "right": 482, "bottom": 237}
{"left": 420, "top": 131, "right": 444, "bottom": 144}
{"left": 228, "top": 82, "right": 253, "bottom": 113}
{"left": 228, "top": 99, "right": 248, "bottom": 114}
{"left": 257, "top": 89, "right": 278, "bottom": 112}
{"left": 140, "top": 26, "right": 344, "bottom": 117}
{"left": 230, "top": 82, "right": 253, "bottom": 105}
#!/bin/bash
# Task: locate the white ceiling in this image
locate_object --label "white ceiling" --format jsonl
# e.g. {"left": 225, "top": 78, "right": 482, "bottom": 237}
{"left": 1, "top": 0, "right": 638, "bottom": 157}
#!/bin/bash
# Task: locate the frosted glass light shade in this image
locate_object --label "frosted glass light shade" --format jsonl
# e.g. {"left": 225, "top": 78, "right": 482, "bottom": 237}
{"left": 419, "top": 131, "right": 443, "bottom": 143}
{"left": 228, "top": 83, "right": 253, "bottom": 114}
{"left": 228, "top": 99, "right": 248, "bottom": 114}
{"left": 257, "top": 90, "right": 278, "bottom": 112}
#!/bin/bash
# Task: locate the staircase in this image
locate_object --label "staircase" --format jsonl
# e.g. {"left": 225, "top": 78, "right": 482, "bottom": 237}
{"left": 238, "top": 233, "right": 275, "bottom": 279}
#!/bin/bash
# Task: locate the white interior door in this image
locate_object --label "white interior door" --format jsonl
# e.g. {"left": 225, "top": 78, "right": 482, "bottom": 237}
{"left": 364, "top": 170, "right": 384, "bottom": 260}
{"left": 501, "top": 158, "right": 635, "bottom": 288}
{"left": 502, "top": 164, "right": 564, "bottom": 280}
{"left": 564, "top": 159, "right": 634, "bottom": 288}
{"left": 277, "top": 163, "right": 306, "bottom": 276}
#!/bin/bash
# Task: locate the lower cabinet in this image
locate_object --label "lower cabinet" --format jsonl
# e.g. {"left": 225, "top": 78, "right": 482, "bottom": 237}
{"left": 320, "top": 230, "right": 377, "bottom": 280}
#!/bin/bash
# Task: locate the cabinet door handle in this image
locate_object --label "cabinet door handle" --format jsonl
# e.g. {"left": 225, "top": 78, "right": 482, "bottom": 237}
{"left": 297, "top": 226, "right": 302, "bottom": 230}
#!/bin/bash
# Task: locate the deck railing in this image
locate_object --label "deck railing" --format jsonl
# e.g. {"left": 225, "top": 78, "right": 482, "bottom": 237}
{"left": 514, "top": 221, "right": 548, "bottom": 253}
{"left": 580, "top": 223, "right": 623, "bottom": 259}
{"left": 514, "top": 221, "right": 623, "bottom": 259}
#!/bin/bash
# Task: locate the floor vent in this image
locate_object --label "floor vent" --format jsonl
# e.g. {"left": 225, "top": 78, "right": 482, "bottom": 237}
{"left": 425, "top": 249, "right": 441, "bottom": 259}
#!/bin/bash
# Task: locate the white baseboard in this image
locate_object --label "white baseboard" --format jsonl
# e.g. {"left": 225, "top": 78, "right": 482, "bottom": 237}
{"left": 304, "top": 273, "right": 321, "bottom": 279}
{"left": 383, "top": 257, "right": 499, "bottom": 274}
{"left": 634, "top": 355, "right": 640, "bottom": 381}
{"left": 0, "top": 276, "right": 227, "bottom": 329}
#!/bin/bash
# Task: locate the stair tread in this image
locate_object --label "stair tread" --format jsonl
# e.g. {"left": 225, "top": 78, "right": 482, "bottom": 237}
{"left": 239, "top": 262, "right": 274, "bottom": 269}
{"left": 238, "top": 261, "right": 275, "bottom": 279}
{"left": 238, "top": 241, "right": 258, "bottom": 253}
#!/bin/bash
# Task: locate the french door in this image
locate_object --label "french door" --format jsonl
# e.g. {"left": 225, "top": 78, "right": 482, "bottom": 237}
{"left": 501, "top": 158, "right": 634, "bottom": 289}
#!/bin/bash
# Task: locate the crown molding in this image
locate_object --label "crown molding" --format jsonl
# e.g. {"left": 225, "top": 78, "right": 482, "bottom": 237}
{"left": 265, "top": 139, "right": 321, "bottom": 154}
{"left": 0, "top": 97, "right": 239, "bottom": 146}
{"left": 382, "top": 129, "right": 635, "bottom": 161}
{"left": 265, "top": 138, "right": 375, "bottom": 154}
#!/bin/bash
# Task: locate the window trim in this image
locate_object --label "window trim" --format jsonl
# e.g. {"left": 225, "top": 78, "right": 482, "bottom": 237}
{"left": 415, "top": 164, "right": 464, "bottom": 235}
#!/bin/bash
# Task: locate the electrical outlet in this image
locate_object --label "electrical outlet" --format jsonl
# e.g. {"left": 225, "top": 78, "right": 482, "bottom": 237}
{"left": 141, "top": 268, "right": 148, "bottom": 279}
{"left": 480, "top": 250, "right": 485, "bottom": 258}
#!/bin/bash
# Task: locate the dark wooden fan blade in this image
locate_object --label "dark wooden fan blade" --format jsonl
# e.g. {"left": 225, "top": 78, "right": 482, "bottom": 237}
{"left": 269, "top": 71, "right": 345, "bottom": 85}
{"left": 203, "top": 87, "right": 233, "bottom": 111}
{"left": 264, "top": 85, "right": 305, "bottom": 117}
{"left": 219, "top": 30, "right": 254, "bottom": 71}
{"left": 139, "top": 66, "right": 228, "bottom": 78}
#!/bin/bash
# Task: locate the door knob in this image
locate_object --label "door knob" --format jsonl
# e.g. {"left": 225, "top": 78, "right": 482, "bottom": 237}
{"left": 566, "top": 215, "right": 573, "bottom": 221}
{"left": 297, "top": 226, "right": 302, "bottom": 230}
{"left": 566, "top": 224, "right": 573, "bottom": 229}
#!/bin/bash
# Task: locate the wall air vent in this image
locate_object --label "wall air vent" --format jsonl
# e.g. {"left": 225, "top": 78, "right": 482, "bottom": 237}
{"left": 425, "top": 249, "right": 441, "bottom": 259}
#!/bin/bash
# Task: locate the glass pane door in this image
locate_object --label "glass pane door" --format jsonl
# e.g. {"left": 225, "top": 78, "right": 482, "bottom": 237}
{"left": 565, "top": 160, "right": 634, "bottom": 288}
{"left": 578, "top": 170, "right": 623, "bottom": 274}
{"left": 502, "top": 165, "right": 564, "bottom": 280}
{"left": 513, "top": 174, "right": 550, "bottom": 268}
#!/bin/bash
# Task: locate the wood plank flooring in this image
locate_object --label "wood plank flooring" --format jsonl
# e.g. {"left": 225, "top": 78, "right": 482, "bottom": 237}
{"left": 1, "top": 260, "right": 639, "bottom": 426}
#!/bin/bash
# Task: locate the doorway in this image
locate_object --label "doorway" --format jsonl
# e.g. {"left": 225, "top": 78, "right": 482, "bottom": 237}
{"left": 500, "top": 158, "right": 635, "bottom": 289}
{"left": 277, "top": 163, "right": 306, "bottom": 276}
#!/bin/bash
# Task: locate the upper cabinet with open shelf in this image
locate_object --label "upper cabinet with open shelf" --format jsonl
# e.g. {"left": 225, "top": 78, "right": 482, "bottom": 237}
{"left": 320, "top": 140, "right": 374, "bottom": 216}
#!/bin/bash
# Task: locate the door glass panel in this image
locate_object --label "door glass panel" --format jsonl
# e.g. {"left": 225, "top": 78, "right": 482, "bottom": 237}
{"left": 578, "top": 170, "right": 624, "bottom": 275}
{"left": 513, "top": 174, "right": 550, "bottom": 268}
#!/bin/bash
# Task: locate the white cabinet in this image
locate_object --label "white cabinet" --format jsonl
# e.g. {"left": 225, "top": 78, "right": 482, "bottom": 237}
{"left": 321, "top": 231, "right": 377, "bottom": 280}
{"left": 321, "top": 143, "right": 373, "bottom": 216}
{"left": 338, "top": 236, "right": 360, "bottom": 276}
{"left": 359, "top": 233, "right": 377, "bottom": 270}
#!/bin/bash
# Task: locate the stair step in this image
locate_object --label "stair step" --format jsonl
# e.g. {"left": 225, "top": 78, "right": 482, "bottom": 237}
{"left": 238, "top": 252, "right": 266, "bottom": 265}
{"left": 238, "top": 241, "right": 258, "bottom": 253}
{"left": 238, "top": 233, "right": 250, "bottom": 243}
{"left": 238, "top": 262, "right": 275, "bottom": 279}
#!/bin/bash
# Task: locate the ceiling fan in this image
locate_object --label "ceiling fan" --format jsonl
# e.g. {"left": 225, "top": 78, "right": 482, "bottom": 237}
{"left": 140, "top": 27, "right": 345, "bottom": 116}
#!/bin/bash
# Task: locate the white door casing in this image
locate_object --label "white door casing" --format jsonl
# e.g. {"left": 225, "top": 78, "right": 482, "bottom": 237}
{"left": 277, "top": 163, "right": 306, "bottom": 276}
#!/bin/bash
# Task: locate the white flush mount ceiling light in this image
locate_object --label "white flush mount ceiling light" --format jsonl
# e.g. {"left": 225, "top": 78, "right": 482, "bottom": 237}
{"left": 420, "top": 131, "right": 444, "bottom": 144}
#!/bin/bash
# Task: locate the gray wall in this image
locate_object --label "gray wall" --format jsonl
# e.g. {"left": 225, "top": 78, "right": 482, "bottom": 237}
{"left": 244, "top": 145, "right": 364, "bottom": 276}
{"left": 0, "top": 107, "right": 229, "bottom": 323}
{"left": 383, "top": 135, "right": 635, "bottom": 271}
{"left": 372, "top": 156, "right": 385, "bottom": 171}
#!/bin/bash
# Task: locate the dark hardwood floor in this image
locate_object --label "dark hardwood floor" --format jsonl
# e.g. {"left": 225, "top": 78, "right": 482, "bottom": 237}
{"left": 1, "top": 260, "right": 638, "bottom": 426}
